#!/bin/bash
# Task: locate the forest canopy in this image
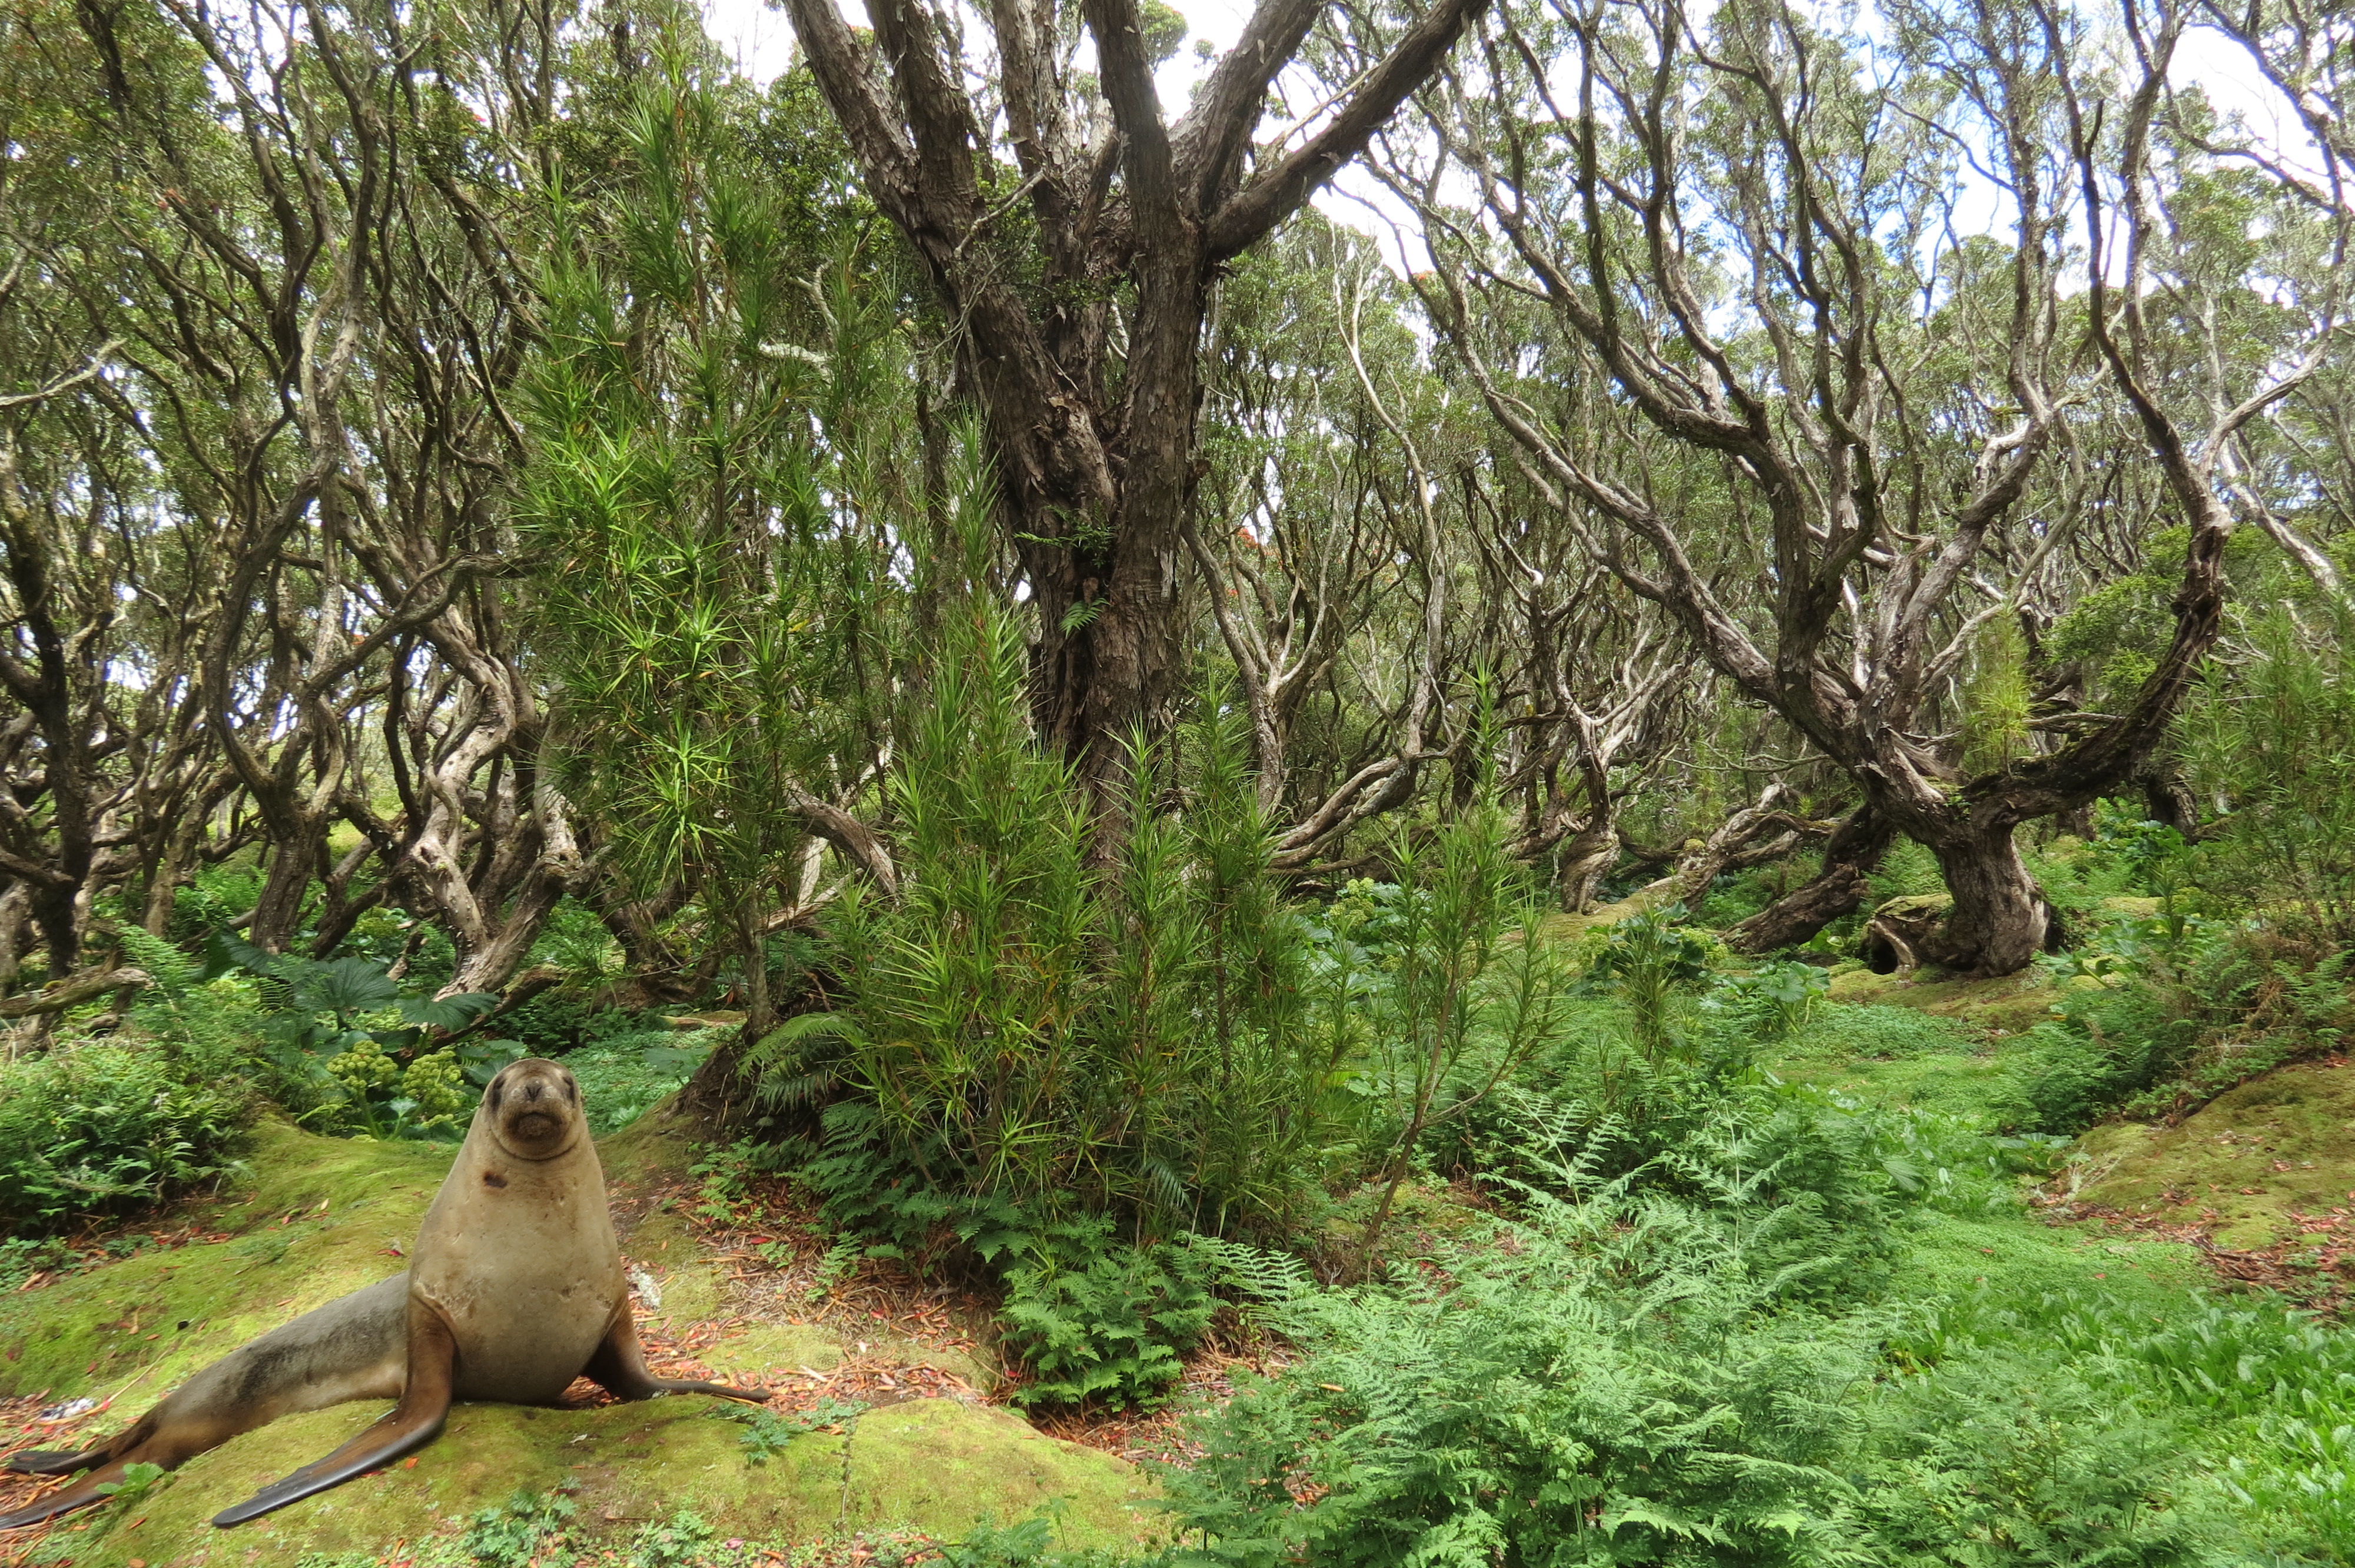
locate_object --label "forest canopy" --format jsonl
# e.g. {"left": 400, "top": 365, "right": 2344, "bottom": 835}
{"left": 11, "top": 0, "right": 2355, "bottom": 1557}
{"left": 4, "top": 0, "right": 2350, "bottom": 1012}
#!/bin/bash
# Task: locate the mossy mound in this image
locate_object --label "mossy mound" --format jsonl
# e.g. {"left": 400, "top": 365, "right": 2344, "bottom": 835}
{"left": 67, "top": 1395, "right": 1153, "bottom": 1565}
{"left": 2069, "top": 1060, "right": 2355, "bottom": 1248}
{"left": 5, "top": 1113, "right": 1155, "bottom": 1559}
{"left": 0, "top": 1121, "right": 451, "bottom": 1403}
{"left": 1828, "top": 964, "right": 2063, "bottom": 1037}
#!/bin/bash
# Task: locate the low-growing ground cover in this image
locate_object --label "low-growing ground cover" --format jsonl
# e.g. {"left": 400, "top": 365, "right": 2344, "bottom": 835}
{"left": 9, "top": 891, "right": 2355, "bottom": 1567}
{"left": 0, "top": 1112, "right": 1160, "bottom": 1567}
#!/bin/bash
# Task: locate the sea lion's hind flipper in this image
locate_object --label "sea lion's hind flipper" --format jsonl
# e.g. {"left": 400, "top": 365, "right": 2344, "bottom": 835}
{"left": 210, "top": 1308, "right": 453, "bottom": 1528}
{"left": 582, "top": 1305, "right": 767, "bottom": 1404}
{"left": 3, "top": 1444, "right": 107, "bottom": 1476}
{"left": 0, "top": 1420, "right": 168, "bottom": 1526}
{"left": 0, "top": 1463, "right": 128, "bottom": 1530}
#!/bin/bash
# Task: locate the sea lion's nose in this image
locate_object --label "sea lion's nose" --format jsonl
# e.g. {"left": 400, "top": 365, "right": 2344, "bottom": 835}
{"left": 525, "top": 1081, "right": 543, "bottom": 1102}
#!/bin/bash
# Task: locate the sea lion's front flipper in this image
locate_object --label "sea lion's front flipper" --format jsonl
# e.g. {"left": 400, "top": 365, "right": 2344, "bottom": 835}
{"left": 582, "top": 1304, "right": 767, "bottom": 1404}
{"left": 210, "top": 1307, "right": 455, "bottom": 1528}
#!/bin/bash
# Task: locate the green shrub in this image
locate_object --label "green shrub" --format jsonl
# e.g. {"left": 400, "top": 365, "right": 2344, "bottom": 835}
{"left": 0, "top": 1235, "right": 72, "bottom": 1289}
{"left": 2009, "top": 915, "right": 2349, "bottom": 1131}
{"left": 1706, "top": 958, "right": 1830, "bottom": 1040}
{"left": 755, "top": 521, "right": 1339, "bottom": 1247}
{"left": 1512, "top": 1080, "right": 1918, "bottom": 1300}
{"left": 2185, "top": 610, "right": 2355, "bottom": 940}
{"left": 1582, "top": 903, "right": 1715, "bottom": 1058}
{"left": 1694, "top": 852, "right": 1823, "bottom": 928}
{"left": 461, "top": 1489, "right": 575, "bottom": 1567}
{"left": 1161, "top": 1196, "right": 1868, "bottom": 1566}
{"left": 497, "top": 991, "right": 633, "bottom": 1055}
{"left": 722, "top": 1396, "right": 867, "bottom": 1462}
{"left": 1870, "top": 836, "right": 1947, "bottom": 905}
{"left": 566, "top": 1031, "right": 715, "bottom": 1133}
{"left": 112, "top": 925, "right": 267, "bottom": 1078}
{"left": 206, "top": 934, "right": 502, "bottom": 1140}
{"left": 0, "top": 1042, "right": 248, "bottom": 1233}
{"left": 626, "top": 1507, "right": 715, "bottom": 1567}
{"left": 2082, "top": 803, "right": 2201, "bottom": 899}
{"left": 165, "top": 862, "right": 263, "bottom": 946}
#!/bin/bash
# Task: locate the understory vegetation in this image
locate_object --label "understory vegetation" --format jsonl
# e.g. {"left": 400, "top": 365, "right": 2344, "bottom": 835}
{"left": 9, "top": 0, "right": 2355, "bottom": 1559}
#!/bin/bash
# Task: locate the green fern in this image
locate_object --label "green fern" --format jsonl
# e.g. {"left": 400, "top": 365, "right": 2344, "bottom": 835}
{"left": 112, "top": 924, "right": 199, "bottom": 999}
{"left": 1184, "top": 1233, "right": 1314, "bottom": 1303}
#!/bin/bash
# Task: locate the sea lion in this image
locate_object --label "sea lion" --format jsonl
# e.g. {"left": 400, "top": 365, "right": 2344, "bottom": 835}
{"left": 0, "top": 1057, "right": 764, "bottom": 1530}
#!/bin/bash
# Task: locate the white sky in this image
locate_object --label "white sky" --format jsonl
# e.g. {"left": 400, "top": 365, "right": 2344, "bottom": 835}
{"left": 694, "top": 0, "right": 2330, "bottom": 276}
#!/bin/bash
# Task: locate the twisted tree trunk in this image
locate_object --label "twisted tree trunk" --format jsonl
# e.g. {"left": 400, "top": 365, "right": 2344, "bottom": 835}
{"left": 1723, "top": 805, "right": 1893, "bottom": 955}
{"left": 778, "top": 0, "right": 1488, "bottom": 814}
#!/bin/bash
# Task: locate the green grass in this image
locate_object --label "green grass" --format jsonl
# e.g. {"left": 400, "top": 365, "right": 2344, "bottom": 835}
{"left": 1788, "top": 989, "right": 2355, "bottom": 1563}
{"left": 1762, "top": 1003, "right": 2039, "bottom": 1124}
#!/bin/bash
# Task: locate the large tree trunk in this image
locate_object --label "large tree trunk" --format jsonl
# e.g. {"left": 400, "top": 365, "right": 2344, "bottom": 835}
{"left": 247, "top": 819, "right": 329, "bottom": 954}
{"left": 1014, "top": 240, "right": 1208, "bottom": 803}
{"left": 778, "top": 0, "right": 1487, "bottom": 813}
{"left": 1556, "top": 807, "right": 1621, "bottom": 913}
{"left": 1860, "top": 828, "right": 2059, "bottom": 978}
{"left": 1926, "top": 829, "right": 2058, "bottom": 976}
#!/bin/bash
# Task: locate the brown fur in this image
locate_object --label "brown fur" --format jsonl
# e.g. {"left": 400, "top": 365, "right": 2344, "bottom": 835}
{"left": 1, "top": 1058, "right": 763, "bottom": 1532}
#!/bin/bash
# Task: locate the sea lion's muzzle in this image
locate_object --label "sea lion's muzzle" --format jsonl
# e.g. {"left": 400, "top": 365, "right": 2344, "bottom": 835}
{"left": 486, "top": 1059, "right": 583, "bottom": 1158}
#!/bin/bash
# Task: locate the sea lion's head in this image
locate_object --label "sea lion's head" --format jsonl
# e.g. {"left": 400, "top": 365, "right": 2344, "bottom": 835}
{"left": 483, "top": 1057, "right": 585, "bottom": 1160}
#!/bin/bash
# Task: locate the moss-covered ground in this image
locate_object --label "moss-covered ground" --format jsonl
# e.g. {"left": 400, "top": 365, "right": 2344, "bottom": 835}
{"left": 2067, "top": 1058, "right": 2355, "bottom": 1250}
{"left": 0, "top": 1109, "right": 1157, "bottom": 1564}
{"left": 1758, "top": 984, "right": 2218, "bottom": 1305}
{"left": 58, "top": 1396, "right": 1149, "bottom": 1567}
{"left": 14, "top": 946, "right": 2355, "bottom": 1566}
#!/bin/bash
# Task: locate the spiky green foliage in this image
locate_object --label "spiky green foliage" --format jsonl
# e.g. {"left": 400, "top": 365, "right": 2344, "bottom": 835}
{"left": 2185, "top": 610, "right": 2355, "bottom": 939}
{"left": 1960, "top": 616, "right": 2035, "bottom": 779}
{"left": 764, "top": 467, "right": 1343, "bottom": 1254}
{"left": 1584, "top": 905, "right": 1716, "bottom": 1059}
{"left": 518, "top": 36, "right": 900, "bottom": 1006}
{"left": 1342, "top": 759, "right": 1580, "bottom": 1263}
